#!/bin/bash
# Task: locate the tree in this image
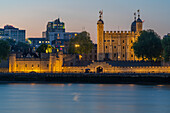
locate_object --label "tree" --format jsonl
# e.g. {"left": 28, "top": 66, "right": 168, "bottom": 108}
{"left": 162, "top": 35, "right": 170, "bottom": 62}
{"left": 5, "top": 39, "right": 16, "bottom": 51}
{"left": 68, "top": 31, "right": 94, "bottom": 54}
{"left": 0, "top": 40, "right": 10, "bottom": 62}
{"left": 36, "top": 44, "right": 53, "bottom": 56}
{"left": 133, "top": 29, "right": 162, "bottom": 61}
{"left": 14, "top": 42, "right": 31, "bottom": 57}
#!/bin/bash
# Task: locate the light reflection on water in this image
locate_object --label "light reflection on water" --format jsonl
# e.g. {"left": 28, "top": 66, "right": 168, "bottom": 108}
{"left": 0, "top": 84, "right": 170, "bottom": 113}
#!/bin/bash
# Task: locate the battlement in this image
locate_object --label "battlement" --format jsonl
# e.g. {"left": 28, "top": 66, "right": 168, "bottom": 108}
{"left": 104, "top": 31, "right": 135, "bottom": 35}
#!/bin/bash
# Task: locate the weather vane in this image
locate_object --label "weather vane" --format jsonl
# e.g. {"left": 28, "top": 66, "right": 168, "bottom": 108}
{"left": 99, "top": 10, "right": 103, "bottom": 19}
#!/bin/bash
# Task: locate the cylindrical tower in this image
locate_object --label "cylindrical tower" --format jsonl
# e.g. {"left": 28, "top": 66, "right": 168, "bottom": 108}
{"left": 97, "top": 10, "right": 104, "bottom": 61}
{"left": 9, "top": 53, "right": 16, "bottom": 73}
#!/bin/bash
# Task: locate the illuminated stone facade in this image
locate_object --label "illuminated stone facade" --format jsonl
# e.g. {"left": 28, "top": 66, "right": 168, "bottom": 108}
{"left": 63, "top": 62, "right": 170, "bottom": 73}
{"left": 9, "top": 53, "right": 63, "bottom": 73}
{"left": 7, "top": 53, "right": 170, "bottom": 73}
{"left": 97, "top": 10, "right": 143, "bottom": 61}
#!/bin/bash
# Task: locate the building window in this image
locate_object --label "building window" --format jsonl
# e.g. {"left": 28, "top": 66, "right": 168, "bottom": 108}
{"left": 114, "top": 46, "right": 116, "bottom": 48}
{"left": 114, "top": 53, "right": 116, "bottom": 57}
{"left": 104, "top": 40, "right": 106, "bottom": 42}
{"left": 123, "top": 40, "right": 124, "bottom": 43}
{"left": 38, "top": 64, "right": 39, "bottom": 67}
{"left": 16, "top": 64, "right": 18, "bottom": 67}
{"left": 47, "top": 64, "right": 49, "bottom": 67}
{"left": 95, "top": 50, "right": 97, "bottom": 53}
{"left": 131, "top": 40, "right": 133, "bottom": 43}
{"left": 112, "top": 40, "right": 114, "bottom": 42}
{"left": 39, "top": 41, "right": 41, "bottom": 43}
{"left": 131, "top": 47, "right": 133, "bottom": 49}
{"left": 106, "top": 46, "right": 107, "bottom": 49}
{"left": 123, "top": 46, "right": 125, "bottom": 49}
{"left": 107, "top": 40, "right": 110, "bottom": 42}
{"left": 131, "top": 55, "right": 133, "bottom": 57}
{"left": 32, "top": 65, "right": 34, "bottom": 67}
{"left": 25, "top": 64, "right": 27, "bottom": 67}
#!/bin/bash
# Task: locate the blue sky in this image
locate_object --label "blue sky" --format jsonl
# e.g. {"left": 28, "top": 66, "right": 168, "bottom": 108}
{"left": 0, "top": 0, "right": 170, "bottom": 43}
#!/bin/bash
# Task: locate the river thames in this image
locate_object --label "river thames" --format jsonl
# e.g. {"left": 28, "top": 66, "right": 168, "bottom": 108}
{"left": 0, "top": 84, "right": 170, "bottom": 113}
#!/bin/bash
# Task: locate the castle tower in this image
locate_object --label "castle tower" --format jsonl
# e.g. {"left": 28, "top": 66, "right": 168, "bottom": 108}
{"left": 97, "top": 10, "right": 105, "bottom": 61}
{"left": 131, "top": 13, "right": 137, "bottom": 32}
{"left": 58, "top": 51, "right": 63, "bottom": 72}
{"left": 49, "top": 53, "right": 56, "bottom": 73}
{"left": 136, "top": 10, "right": 143, "bottom": 32}
{"left": 9, "top": 53, "right": 16, "bottom": 73}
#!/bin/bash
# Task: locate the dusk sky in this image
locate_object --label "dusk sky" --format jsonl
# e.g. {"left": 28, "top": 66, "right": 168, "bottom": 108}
{"left": 0, "top": 0, "right": 170, "bottom": 43}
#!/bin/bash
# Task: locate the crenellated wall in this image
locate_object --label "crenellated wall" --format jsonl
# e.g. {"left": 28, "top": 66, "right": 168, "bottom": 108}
{"left": 62, "top": 62, "right": 170, "bottom": 73}
{"left": 8, "top": 53, "right": 63, "bottom": 73}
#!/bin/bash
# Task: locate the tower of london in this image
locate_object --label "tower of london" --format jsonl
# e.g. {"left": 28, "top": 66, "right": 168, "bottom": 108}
{"left": 97, "top": 10, "right": 143, "bottom": 61}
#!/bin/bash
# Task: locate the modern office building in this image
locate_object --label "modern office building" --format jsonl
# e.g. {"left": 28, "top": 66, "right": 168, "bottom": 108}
{"left": 43, "top": 18, "right": 79, "bottom": 53}
{"left": 27, "top": 38, "right": 50, "bottom": 49}
{"left": 0, "top": 25, "right": 25, "bottom": 42}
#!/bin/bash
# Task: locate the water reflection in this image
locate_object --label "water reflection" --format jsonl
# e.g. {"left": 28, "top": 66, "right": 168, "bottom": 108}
{"left": 0, "top": 84, "right": 170, "bottom": 113}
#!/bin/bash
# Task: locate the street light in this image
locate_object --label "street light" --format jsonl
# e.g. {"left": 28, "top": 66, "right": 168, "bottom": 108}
{"left": 75, "top": 44, "right": 80, "bottom": 48}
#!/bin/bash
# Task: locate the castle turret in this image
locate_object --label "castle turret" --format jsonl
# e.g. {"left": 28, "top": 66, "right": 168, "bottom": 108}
{"left": 9, "top": 53, "right": 16, "bottom": 73}
{"left": 131, "top": 13, "right": 137, "bottom": 32}
{"left": 136, "top": 10, "right": 143, "bottom": 32}
{"left": 97, "top": 10, "right": 105, "bottom": 61}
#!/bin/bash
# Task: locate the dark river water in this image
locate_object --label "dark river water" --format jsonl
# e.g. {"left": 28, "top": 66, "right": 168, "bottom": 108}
{"left": 0, "top": 84, "right": 170, "bottom": 113}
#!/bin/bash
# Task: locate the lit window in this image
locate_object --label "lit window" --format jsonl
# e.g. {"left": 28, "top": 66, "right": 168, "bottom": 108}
{"left": 58, "top": 34, "right": 60, "bottom": 37}
{"left": 45, "top": 41, "right": 47, "bottom": 43}
{"left": 42, "top": 41, "right": 44, "bottom": 43}
{"left": 75, "top": 34, "right": 77, "bottom": 36}
{"left": 39, "top": 41, "right": 41, "bottom": 43}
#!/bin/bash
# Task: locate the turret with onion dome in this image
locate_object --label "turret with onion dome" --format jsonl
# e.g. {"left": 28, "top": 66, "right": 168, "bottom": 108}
{"left": 136, "top": 9, "right": 143, "bottom": 32}
{"left": 97, "top": 10, "right": 104, "bottom": 24}
{"left": 131, "top": 13, "right": 137, "bottom": 32}
{"left": 131, "top": 10, "right": 143, "bottom": 33}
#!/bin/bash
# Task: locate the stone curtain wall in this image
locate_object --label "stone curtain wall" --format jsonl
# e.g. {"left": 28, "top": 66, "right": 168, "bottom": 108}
{"left": 0, "top": 68, "right": 9, "bottom": 73}
{"left": 63, "top": 62, "right": 170, "bottom": 73}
